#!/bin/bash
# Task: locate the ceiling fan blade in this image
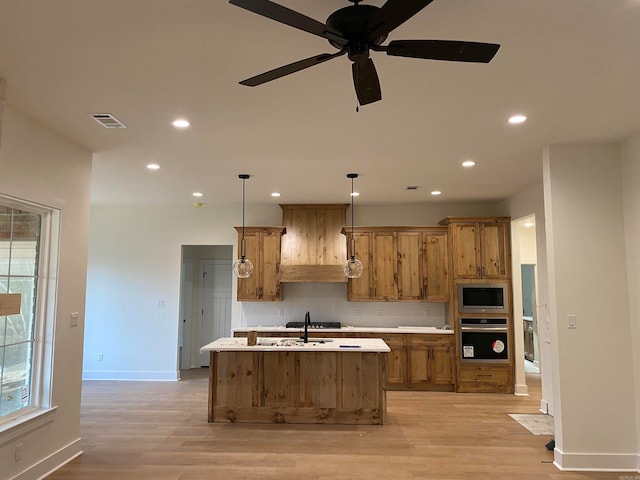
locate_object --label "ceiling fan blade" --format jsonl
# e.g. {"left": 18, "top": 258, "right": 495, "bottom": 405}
{"left": 352, "top": 58, "right": 382, "bottom": 106}
{"left": 239, "top": 51, "right": 346, "bottom": 87}
{"left": 367, "top": 0, "right": 434, "bottom": 41}
{"left": 230, "top": 0, "right": 348, "bottom": 45}
{"left": 385, "top": 40, "right": 500, "bottom": 63}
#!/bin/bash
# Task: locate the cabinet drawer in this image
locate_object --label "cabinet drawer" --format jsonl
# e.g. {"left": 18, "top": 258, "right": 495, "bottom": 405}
{"left": 379, "top": 336, "right": 405, "bottom": 348}
{"left": 458, "top": 365, "right": 510, "bottom": 384}
{"left": 409, "top": 334, "right": 453, "bottom": 347}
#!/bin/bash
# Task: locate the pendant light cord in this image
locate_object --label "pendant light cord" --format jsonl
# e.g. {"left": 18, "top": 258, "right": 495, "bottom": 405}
{"left": 350, "top": 176, "right": 355, "bottom": 259}
{"left": 241, "top": 176, "right": 246, "bottom": 259}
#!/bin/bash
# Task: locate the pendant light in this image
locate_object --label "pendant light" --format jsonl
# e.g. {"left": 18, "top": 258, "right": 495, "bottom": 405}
{"left": 343, "top": 173, "right": 364, "bottom": 279}
{"left": 233, "top": 174, "right": 254, "bottom": 278}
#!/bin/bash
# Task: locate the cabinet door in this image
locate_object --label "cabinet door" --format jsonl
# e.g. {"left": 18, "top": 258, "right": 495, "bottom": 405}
{"left": 408, "top": 346, "right": 430, "bottom": 384}
{"left": 381, "top": 335, "right": 406, "bottom": 385}
{"left": 451, "top": 224, "right": 481, "bottom": 278}
{"left": 424, "top": 232, "right": 449, "bottom": 301}
{"left": 397, "top": 232, "right": 422, "bottom": 300}
{"left": 347, "top": 233, "right": 373, "bottom": 300}
{"left": 236, "top": 233, "right": 259, "bottom": 300}
{"left": 479, "top": 223, "right": 508, "bottom": 279}
{"left": 260, "top": 232, "right": 281, "bottom": 300}
{"left": 372, "top": 232, "right": 398, "bottom": 300}
{"left": 430, "top": 345, "right": 454, "bottom": 384}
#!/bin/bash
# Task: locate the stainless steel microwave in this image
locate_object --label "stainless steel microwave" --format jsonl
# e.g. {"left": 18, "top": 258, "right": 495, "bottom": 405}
{"left": 457, "top": 283, "right": 509, "bottom": 314}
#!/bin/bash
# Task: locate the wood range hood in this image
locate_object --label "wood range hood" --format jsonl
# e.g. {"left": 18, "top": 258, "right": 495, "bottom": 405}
{"left": 278, "top": 204, "right": 349, "bottom": 283}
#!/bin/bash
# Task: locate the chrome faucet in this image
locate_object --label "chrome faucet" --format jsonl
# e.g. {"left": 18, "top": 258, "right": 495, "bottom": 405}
{"left": 303, "top": 311, "right": 311, "bottom": 343}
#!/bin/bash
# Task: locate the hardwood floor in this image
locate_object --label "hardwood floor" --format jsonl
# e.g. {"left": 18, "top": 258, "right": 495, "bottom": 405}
{"left": 47, "top": 369, "right": 624, "bottom": 480}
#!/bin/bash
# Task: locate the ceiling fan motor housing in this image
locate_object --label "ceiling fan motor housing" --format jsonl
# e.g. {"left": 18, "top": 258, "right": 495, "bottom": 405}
{"left": 326, "top": 4, "right": 388, "bottom": 57}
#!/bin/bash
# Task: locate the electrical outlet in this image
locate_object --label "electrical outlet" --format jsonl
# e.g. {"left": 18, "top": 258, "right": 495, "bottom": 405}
{"left": 98, "top": 353, "right": 104, "bottom": 362}
{"left": 69, "top": 312, "right": 79, "bottom": 327}
{"left": 15, "top": 443, "right": 23, "bottom": 462}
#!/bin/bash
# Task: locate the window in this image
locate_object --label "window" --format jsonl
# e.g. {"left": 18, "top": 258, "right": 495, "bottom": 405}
{"left": 0, "top": 196, "right": 56, "bottom": 421}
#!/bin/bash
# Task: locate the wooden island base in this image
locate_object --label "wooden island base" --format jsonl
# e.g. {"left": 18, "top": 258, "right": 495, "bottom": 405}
{"left": 208, "top": 350, "right": 387, "bottom": 425}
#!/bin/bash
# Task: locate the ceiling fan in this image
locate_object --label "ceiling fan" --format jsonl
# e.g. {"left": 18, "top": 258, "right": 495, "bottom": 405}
{"left": 229, "top": 0, "right": 500, "bottom": 106}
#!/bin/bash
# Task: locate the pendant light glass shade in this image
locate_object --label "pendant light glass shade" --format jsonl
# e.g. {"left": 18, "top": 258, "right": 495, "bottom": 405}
{"left": 233, "top": 256, "right": 254, "bottom": 278}
{"left": 344, "top": 255, "right": 364, "bottom": 278}
{"left": 344, "top": 173, "right": 363, "bottom": 279}
{"left": 233, "top": 174, "right": 254, "bottom": 279}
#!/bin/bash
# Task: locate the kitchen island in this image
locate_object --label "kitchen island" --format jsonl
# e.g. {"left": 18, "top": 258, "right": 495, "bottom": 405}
{"left": 200, "top": 337, "right": 390, "bottom": 425}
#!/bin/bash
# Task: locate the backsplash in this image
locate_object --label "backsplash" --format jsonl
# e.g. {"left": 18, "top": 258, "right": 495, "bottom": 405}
{"left": 239, "top": 283, "right": 446, "bottom": 328}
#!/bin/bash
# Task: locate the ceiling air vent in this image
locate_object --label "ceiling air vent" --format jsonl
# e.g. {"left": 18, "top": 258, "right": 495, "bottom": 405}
{"left": 406, "top": 185, "right": 419, "bottom": 190}
{"left": 89, "top": 113, "right": 127, "bottom": 129}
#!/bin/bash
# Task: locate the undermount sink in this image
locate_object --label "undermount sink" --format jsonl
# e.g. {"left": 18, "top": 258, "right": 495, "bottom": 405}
{"left": 277, "top": 338, "right": 334, "bottom": 346}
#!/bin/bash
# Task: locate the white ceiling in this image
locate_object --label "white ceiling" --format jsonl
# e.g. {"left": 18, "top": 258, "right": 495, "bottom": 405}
{"left": 1, "top": 0, "right": 639, "bottom": 207}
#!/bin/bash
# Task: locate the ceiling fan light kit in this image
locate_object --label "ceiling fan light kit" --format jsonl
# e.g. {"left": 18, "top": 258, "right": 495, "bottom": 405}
{"left": 229, "top": 0, "right": 500, "bottom": 105}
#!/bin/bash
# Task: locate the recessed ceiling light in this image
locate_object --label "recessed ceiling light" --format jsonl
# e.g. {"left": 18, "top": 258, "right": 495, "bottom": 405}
{"left": 350, "top": 192, "right": 360, "bottom": 197}
{"left": 462, "top": 160, "right": 476, "bottom": 168}
{"left": 508, "top": 114, "right": 527, "bottom": 125}
{"left": 146, "top": 163, "right": 160, "bottom": 170}
{"left": 271, "top": 192, "right": 281, "bottom": 197}
{"left": 431, "top": 190, "right": 442, "bottom": 196}
{"left": 192, "top": 192, "right": 203, "bottom": 197}
{"left": 172, "top": 119, "right": 190, "bottom": 129}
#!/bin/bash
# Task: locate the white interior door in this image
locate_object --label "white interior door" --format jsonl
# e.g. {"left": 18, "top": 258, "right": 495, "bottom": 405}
{"left": 198, "top": 260, "right": 232, "bottom": 366}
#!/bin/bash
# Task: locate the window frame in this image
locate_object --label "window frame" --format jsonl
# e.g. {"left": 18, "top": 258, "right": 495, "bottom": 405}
{"left": 0, "top": 194, "right": 59, "bottom": 429}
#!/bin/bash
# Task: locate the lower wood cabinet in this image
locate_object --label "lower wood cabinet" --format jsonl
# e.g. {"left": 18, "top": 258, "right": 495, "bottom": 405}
{"left": 456, "top": 364, "right": 513, "bottom": 393}
{"left": 407, "top": 336, "right": 455, "bottom": 388}
{"left": 234, "top": 330, "right": 455, "bottom": 392}
{"left": 371, "top": 334, "right": 407, "bottom": 387}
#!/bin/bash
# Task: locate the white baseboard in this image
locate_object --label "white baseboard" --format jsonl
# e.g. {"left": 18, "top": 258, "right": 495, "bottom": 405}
{"left": 554, "top": 448, "right": 639, "bottom": 472}
{"left": 514, "top": 383, "right": 529, "bottom": 396}
{"left": 10, "top": 437, "right": 82, "bottom": 480}
{"left": 82, "top": 370, "right": 179, "bottom": 381}
{"left": 540, "top": 399, "right": 549, "bottom": 414}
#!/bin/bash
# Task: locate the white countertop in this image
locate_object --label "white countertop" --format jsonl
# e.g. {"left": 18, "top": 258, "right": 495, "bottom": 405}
{"left": 232, "top": 326, "right": 454, "bottom": 335}
{"left": 200, "top": 337, "right": 391, "bottom": 353}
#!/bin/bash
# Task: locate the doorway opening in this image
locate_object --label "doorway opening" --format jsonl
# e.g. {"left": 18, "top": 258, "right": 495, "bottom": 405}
{"left": 179, "top": 245, "right": 232, "bottom": 370}
{"left": 512, "top": 214, "right": 542, "bottom": 395}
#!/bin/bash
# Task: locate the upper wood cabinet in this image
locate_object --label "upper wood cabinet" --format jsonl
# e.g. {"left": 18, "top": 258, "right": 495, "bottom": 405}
{"left": 439, "top": 217, "right": 510, "bottom": 279}
{"left": 234, "top": 227, "right": 285, "bottom": 301}
{"left": 344, "top": 227, "right": 449, "bottom": 302}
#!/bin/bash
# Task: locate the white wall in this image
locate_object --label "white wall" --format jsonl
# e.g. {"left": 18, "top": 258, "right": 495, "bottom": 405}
{"left": 621, "top": 133, "right": 640, "bottom": 470}
{"left": 83, "top": 201, "right": 499, "bottom": 380}
{"left": 543, "top": 142, "right": 637, "bottom": 471}
{"left": 0, "top": 107, "right": 92, "bottom": 479}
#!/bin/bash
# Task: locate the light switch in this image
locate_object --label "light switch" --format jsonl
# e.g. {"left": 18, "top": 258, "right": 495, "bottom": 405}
{"left": 70, "top": 312, "right": 79, "bottom": 327}
{"left": 567, "top": 314, "right": 577, "bottom": 329}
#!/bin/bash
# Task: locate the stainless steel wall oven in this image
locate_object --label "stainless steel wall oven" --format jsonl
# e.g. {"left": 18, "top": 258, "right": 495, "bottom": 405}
{"left": 459, "top": 318, "right": 509, "bottom": 363}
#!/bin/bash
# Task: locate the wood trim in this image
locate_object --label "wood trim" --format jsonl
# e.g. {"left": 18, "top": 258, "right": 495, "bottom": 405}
{"left": 280, "top": 204, "right": 350, "bottom": 211}
{"left": 278, "top": 265, "right": 347, "bottom": 283}
{"left": 234, "top": 226, "right": 286, "bottom": 234}
{"left": 341, "top": 226, "right": 448, "bottom": 234}
{"left": 0, "top": 293, "right": 21, "bottom": 315}
{"left": 438, "top": 216, "right": 510, "bottom": 226}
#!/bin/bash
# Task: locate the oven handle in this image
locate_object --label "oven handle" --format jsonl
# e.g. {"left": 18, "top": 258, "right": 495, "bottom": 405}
{"left": 460, "top": 326, "right": 508, "bottom": 332}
